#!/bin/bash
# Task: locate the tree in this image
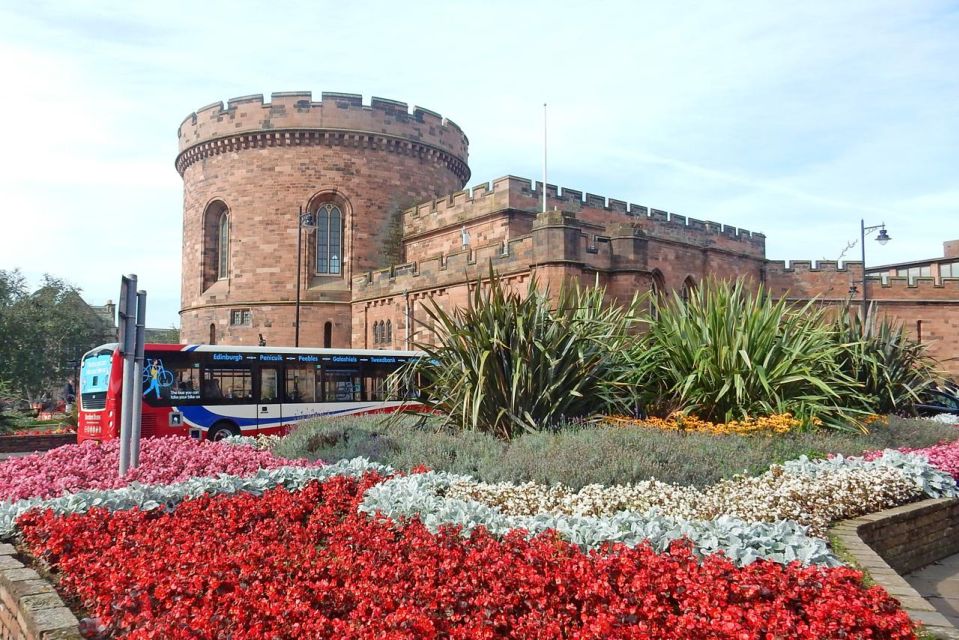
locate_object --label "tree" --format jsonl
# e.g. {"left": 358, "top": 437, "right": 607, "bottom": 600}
{"left": 0, "top": 270, "right": 102, "bottom": 403}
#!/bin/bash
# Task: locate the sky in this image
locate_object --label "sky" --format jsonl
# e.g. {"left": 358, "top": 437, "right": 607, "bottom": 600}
{"left": 0, "top": 0, "right": 957, "bottom": 328}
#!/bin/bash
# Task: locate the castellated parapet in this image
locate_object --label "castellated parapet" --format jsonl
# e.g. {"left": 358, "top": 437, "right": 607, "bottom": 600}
{"left": 176, "top": 92, "right": 469, "bottom": 182}
{"left": 401, "top": 176, "right": 766, "bottom": 258}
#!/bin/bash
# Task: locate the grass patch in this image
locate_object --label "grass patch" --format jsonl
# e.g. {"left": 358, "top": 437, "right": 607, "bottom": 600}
{"left": 275, "top": 414, "right": 959, "bottom": 488}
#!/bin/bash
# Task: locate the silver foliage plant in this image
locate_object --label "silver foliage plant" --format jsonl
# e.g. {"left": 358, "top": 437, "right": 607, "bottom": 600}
{"left": 783, "top": 450, "right": 959, "bottom": 499}
{"left": 358, "top": 471, "right": 838, "bottom": 567}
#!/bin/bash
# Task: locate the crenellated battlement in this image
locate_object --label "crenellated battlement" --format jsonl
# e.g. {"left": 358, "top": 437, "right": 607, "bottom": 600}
{"left": 765, "top": 260, "right": 959, "bottom": 301}
{"left": 176, "top": 91, "right": 469, "bottom": 179}
{"left": 402, "top": 175, "right": 765, "bottom": 257}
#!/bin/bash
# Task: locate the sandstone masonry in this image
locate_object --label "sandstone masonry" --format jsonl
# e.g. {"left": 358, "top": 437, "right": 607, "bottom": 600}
{"left": 177, "top": 91, "right": 959, "bottom": 378}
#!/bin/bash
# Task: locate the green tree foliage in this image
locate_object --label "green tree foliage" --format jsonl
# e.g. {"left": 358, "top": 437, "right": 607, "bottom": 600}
{"left": 398, "top": 270, "right": 642, "bottom": 440}
{"left": 0, "top": 270, "right": 102, "bottom": 402}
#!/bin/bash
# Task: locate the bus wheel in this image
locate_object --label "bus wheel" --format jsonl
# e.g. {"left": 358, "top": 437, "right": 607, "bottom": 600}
{"left": 207, "top": 422, "right": 240, "bottom": 442}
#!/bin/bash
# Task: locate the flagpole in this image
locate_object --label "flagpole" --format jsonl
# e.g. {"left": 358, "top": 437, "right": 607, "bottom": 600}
{"left": 542, "top": 102, "right": 548, "bottom": 213}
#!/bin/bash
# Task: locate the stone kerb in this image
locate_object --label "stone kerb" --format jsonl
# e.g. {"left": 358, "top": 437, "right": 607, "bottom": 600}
{"left": 0, "top": 544, "right": 80, "bottom": 639}
{"left": 831, "top": 499, "right": 959, "bottom": 639}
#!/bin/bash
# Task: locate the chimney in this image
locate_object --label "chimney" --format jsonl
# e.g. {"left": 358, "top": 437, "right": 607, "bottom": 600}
{"left": 944, "top": 240, "right": 959, "bottom": 259}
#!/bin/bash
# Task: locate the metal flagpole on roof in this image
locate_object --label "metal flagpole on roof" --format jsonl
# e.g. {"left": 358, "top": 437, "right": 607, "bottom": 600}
{"left": 543, "top": 103, "right": 548, "bottom": 214}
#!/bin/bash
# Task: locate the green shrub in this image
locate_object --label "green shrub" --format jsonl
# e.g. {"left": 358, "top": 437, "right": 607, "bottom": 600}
{"left": 399, "top": 271, "right": 641, "bottom": 439}
{"left": 276, "top": 415, "right": 959, "bottom": 489}
{"left": 623, "top": 278, "right": 862, "bottom": 430}
{"left": 832, "top": 304, "right": 939, "bottom": 415}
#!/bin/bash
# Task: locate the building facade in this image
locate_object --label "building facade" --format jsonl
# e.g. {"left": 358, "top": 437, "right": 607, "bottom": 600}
{"left": 178, "top": 92, "right": 959, "bottom": 378}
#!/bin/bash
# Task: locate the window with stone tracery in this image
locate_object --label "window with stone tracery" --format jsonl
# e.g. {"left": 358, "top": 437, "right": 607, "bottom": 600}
{"left": 315, "top": 203, "right": 343, "bottom": 275}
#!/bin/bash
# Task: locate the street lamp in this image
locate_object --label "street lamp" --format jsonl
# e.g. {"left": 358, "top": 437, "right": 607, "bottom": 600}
{"left": 860, "top": 219, "right": 891, "bottom": 322}
{"left": 295, "top": 206, "right": 317, "bottom": 347}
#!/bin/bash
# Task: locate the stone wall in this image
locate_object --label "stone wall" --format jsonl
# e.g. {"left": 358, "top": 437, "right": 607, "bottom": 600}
{"left": 0, "top": 544, "right": 80, "bottom": 639}
{"left": 0, "top": 435, "right": 75, "bottom": 455}
{"left": 832, "top": 499, "right": 959, "bottom": 638}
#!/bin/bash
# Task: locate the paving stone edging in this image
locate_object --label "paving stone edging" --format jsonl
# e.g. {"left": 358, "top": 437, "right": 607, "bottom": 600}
{"left": 0, "top": 543, "right": 80, "bottom": 640}
{"left": 831, "top": 498, "right": 959, "bottom": 640}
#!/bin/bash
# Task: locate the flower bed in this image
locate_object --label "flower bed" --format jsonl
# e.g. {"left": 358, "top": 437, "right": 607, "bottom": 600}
{"left": 19, "top": 473, "right": 918, "bottom": 640}
{"left": 864, "top": 440, "right": 959, "bottom": 481}
{"left": 440, "top": 451, "right": 956, "bottom": 538}
{"left": 606, "top": 413, "right": 801, "bottom": 435}
{"left": 0, "top": 437, "right": 313, "bottom": 502}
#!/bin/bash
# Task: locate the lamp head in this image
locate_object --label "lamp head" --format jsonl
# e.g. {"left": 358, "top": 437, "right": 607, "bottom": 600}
{"left": 876, "top": 228, "right": 891, "bottom": 245}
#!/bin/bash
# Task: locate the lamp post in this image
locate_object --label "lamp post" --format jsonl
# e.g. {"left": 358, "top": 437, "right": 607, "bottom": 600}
{"left": 295, "top": 207, "right": 317, "bottom": 347}
{"left": 860, "top": 219, "right": 891, "bottom": 322}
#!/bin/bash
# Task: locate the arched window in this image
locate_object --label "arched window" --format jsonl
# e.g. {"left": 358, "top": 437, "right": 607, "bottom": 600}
{"left": 650, "top": 270, "right": 666, "bottom": 320}
{"left": 323, "top": 322, "right": 332, "bottom": 348}
{"left": 385, "top": 320, "right": 392, "bottom": 344}
{"left": 217, "top": 211, "right": 230, "bottom": 279}
{"left": 681, "top": 276, "right": 696, "bottom": 305}
{"left": 315, "top": 203, "right": 343, "bottom": 275}
{"left": 373, "top": 321, "right": 381, "bottom": 344}
{"left": 202, "top": 200, "right": 230, "bottom": 291}
{"left": 209, "top": 323, "right": 216, "bottom": 346}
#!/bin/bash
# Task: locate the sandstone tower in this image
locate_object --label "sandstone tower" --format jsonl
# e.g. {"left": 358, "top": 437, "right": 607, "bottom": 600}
{"left": 177, "top": 91, "right": 469, "bottom": 347}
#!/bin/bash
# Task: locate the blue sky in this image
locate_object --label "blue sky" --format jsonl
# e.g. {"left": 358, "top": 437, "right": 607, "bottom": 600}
{"left": 0, "top": 0, "right": 957, "bottom": 328}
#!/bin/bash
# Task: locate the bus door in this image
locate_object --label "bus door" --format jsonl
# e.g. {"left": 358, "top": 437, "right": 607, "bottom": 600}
{"left": 283, "top": 364, "right": 319, "bottom": 426}
{"left": 257, "top": 366, "right": 283, "bottom": 429}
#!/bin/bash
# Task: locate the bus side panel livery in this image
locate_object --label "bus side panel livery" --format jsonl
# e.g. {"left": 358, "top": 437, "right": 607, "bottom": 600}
{"left": 78, "top": 344, "right": 419, "bottom": 443}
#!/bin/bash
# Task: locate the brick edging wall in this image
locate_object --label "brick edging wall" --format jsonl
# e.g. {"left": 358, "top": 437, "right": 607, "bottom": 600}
{"left": 831, "top": 498, "right": 959, "bottom": 639}
{"left": 0, "top": 435, "right": 76, "bottom": 454}
{"left": 0, "top": 543, "right": 80, "bottom": 639}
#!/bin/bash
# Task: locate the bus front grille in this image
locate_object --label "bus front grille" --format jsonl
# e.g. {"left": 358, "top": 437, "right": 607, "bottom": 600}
{"left": 81, "top": 393, "right": 106, "bottom": 410}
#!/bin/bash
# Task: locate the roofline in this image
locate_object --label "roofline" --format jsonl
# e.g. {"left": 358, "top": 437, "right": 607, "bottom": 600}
{"left": 83, "top": 343, "right": 423, "bottom": 358}
{"left": 865, "top": 255, "right": 958, "bottom": 272}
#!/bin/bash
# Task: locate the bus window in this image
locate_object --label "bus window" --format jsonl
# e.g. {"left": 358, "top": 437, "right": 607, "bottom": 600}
{"left": 260, "top": 368, "right": 280, "bottom": 403}
{"left": 203, "top": 367, "right": 253, "bottom": 402}
{"left": 285, "top": 366, "right": 316, "bottom": 403}
{"left": 324, "top": 369, "right": 363, "bottom": 402}
{"left": 143, "top": 357, "right": 201, "bottom": 405}
{"left": 168, "top": 364, "right": 201, "bottom": 402}
{"left": 365, "top": 366, "right": 393, "bottom": 401}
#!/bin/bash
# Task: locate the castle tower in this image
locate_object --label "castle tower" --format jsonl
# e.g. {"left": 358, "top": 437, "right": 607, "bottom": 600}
{"left": 176, "top": 92, "right": 469, "bottom": 347}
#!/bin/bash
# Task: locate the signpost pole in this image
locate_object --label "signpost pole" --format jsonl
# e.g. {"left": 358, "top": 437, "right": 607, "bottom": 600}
{"left": 117, "top": 275, "right": 137, "bottom": 476}
{"left": 130, "top": 290, "right": 147, "bottom": 468}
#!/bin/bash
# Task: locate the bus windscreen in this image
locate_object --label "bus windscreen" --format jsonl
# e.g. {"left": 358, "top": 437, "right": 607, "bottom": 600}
{"left": 80, "top": 353, "right": 113, "bottom": 410}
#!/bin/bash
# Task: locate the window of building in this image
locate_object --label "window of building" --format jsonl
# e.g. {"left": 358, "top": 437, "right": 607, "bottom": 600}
{"left": 681, "top": 277, "right": 696, "bottom": 305}
{"left": 315, "top": 203, "right": 343, "bottom": 275}
{"left": 898, "top": 266, "right": 931, "bottom": 283}
{"left": 202, "top": 201, "right": 230, "bottom": 291}
{"left": 323, "top": 322, "right": 332, "bottom": 348}
{"left": 373, "top": 321, "right": 381, "bottom": 345}
{"left": 209, "top": 323, "right": 216, "bottom": 345}
{"left": 217, "top": 211, "right": 230, "bottom": 279}
{"left": 941, "top": 262, "right": 959, "bottom": 278}
{"left": 230, "top": 309, "right": 252, "bottom": 326}
{"left": 385, "top": 320, "right": 392, "bottom": 343}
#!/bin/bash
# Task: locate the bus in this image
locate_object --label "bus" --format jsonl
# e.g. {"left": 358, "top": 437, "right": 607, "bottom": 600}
{"left": 78, "top": 343, "right": 421, "bottom": 443}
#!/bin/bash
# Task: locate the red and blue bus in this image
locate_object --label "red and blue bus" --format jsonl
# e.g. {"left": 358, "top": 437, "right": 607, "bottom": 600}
{"left": 78, "top": 343, "right": 421, "bottom": 443}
